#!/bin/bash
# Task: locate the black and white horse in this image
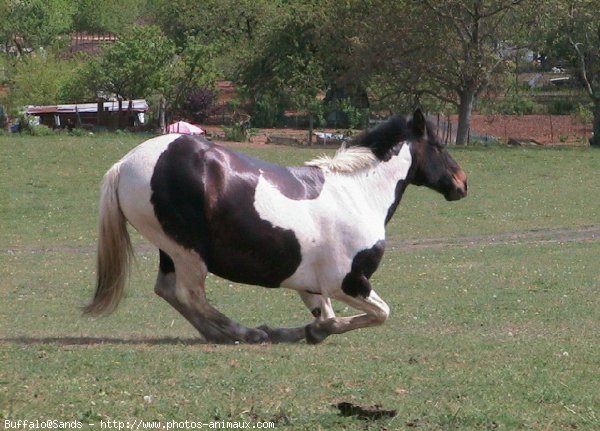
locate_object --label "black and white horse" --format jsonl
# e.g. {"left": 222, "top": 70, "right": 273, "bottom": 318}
{"left": 84, "top": 109, "right": 467, "bottom": 344}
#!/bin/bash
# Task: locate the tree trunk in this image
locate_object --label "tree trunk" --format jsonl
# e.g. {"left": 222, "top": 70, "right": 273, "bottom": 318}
{"left": 456, "top": 89, "right": 476, "bottom": 145}
{"left": 159, "top": 97, "right": 166, "bottom": 133}
{"left": 127, "top": 99, "right": 133, "bottom": 129}
{"left": 97, "top": 98, "right": 104, "bottom": 127}
{"left": 591, "top": 102, "right": 600, "bottom": 147}
{"left": 117, "top": 98, "right": 123, "bottom": 129}
{"left": 308, "top": 114, "right": 314, "bottom": 146}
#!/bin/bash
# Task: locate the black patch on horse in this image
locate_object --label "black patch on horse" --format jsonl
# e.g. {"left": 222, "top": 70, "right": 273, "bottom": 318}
{"left": 341, "top": 240, "right": 385, "bottom": 298}
{"left": 385, "top": 179, "right": 409, "bottom": 225}
{"left": 150, "top": 135, "right": 324, "bottom": 288}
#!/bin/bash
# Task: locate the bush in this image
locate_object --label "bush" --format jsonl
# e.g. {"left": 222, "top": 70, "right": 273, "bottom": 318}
{"left": 478, "top": 93, "right": 540, "bottom": 115}
{"left": 510, "top": 98, "right": 537, "bottom": 115}
{"left": 574, "top": 104, "right": 593, "bottom": 124}
{"left": 251, "top": 94, "right": 285, "bottom": 128}
{"left": 339, "top": 99, "right": 369, "bottom": 129}
{"left": 69, "top": 127, "right": 90, "bottom": 136}
{"left": 29, "top": 124, "right": 56, "bottom": 136}
{"left": 181, "top": 88, "right": 216, "bottom": 123}
{"left": 549, "top": 99, "right": 575, "bottom": 115}
{"left": 222, "top": 124, "right": 247, "bottom": 142}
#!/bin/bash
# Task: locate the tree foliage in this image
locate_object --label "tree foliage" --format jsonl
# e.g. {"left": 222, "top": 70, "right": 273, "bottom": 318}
{"left": 0, "top": 0, "right": 598, "bottom": 143}
{"left": 236, "top": 1, "right": 366, "bottom": 127}
{"left": 235, "top": 2, "right": 324, "bottom": 126}
{"left": 1, "top": 53, "right": 76, "bottom": 111}
{"left": 86, "top": 25, "right": 175, "bottom": 101}
{"left": 370, "top": 0, "right": 538, "bottom": 144}
{"left": 161, "top": 35, "right": 219, "bottom": 119}
{"left": 543, "top": 0, "right": 600, "bottom": 145}
{"left": 0, "top": 0, "right": 75, "bottom": 53}
{"left": 73, "top": 0, "right": 143, "bottom": 34}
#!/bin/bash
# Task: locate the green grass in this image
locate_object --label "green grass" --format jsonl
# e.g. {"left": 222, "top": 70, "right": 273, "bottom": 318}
{"left": 2, "top": 135, "right": 599, "bottom": 247}
{"left": 1, "top": 134, "right": 599, "bottom": 430}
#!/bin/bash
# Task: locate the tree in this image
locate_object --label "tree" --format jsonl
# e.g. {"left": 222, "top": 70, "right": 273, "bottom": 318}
{"left": 236, "top": 2, "right": 327, "bottom": 127}
{"left": 0, "top": 52, "right": 81, "bottom": 113}
{"left": 349, "top": 1, "right": 537, "bottom": 143}
{"left": 73, "top": 0, "right": 143, "bottom": 34}
{"left": 86, "top": 25, "right": 175, "bottom": 127}
{"left": 161, "top": 35, "right": 219, "bottom": 122}
{"left": 416, "top": 1, "right": 536, "bottom": 144}
{"left": 0, "top": 0, "right": 75, "bottom": 54}
{"left": 236, "top": 1, "right": 371, "bottom": 130}
{"left": 88, "top": 25, "right": 175, "bottom": 101}
{"left": 0, "top": 49, "right": 100, "bottom": 124}
{"left": 146, "top": 0, "right": 276, "bottom": 61}
{"left": 335, "top": 0, "right": 422, "bottom": 114}
{"left": 545, "top": 0, "right": 600, "bottom": 146}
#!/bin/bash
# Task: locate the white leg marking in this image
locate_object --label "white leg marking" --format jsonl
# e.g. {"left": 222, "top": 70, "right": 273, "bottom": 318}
{"left": 306, "top": 290, "right": 390, "bottom": 343}
{"left": 299, "top": 292, "right": 336, "bottom": 321}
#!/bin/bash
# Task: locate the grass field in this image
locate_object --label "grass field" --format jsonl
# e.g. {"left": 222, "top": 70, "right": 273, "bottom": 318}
{"left": 1, "top": 134, "right": 599, "bottom": 430}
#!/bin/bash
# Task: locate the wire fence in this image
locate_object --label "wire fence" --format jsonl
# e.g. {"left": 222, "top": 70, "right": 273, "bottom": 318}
{"left": 433, "top": 113, "right": 592, "bottom": 145}
{"left": 173, "top": 99, "right": 594, "bottom": 146}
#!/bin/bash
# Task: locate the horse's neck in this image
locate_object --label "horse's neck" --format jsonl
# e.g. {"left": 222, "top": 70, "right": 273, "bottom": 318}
{"left": 329, "top": 144, "right": 413, "bottom": 223}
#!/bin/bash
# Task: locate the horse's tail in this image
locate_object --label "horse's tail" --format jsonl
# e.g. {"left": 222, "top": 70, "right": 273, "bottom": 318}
{"left": 83, "top": 161, "right": 133, "bottom": 316}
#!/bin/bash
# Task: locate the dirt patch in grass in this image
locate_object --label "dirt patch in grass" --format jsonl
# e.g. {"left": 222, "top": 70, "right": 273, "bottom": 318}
{"left": 4, "top": 225, "right": 599, "bottom": 256}
{"left": 387, "top": 224, "right": 600, "bottom": 251}
{"left": 335, "top": 402, "right": 397, "bottom": 420}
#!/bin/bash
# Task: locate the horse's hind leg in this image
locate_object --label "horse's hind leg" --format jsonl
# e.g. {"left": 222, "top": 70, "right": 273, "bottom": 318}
{"left": 255, "top": 292, "right": 335, "bottom": 343}
{"left": 154, "top": 250, "right": 176, "bottom": 294}
{"left": 154, "top": 249, "right": 269, "bottom": 344}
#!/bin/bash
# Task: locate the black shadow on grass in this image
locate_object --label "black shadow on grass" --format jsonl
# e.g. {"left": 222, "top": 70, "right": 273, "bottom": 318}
{"left": 0, "top": 336, "right": 205, "bottom": 346}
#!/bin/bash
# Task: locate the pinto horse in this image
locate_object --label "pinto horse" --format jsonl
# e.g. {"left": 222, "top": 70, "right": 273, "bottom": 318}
{"left": 84, "top": 109, "right": 467, "bottom": 344}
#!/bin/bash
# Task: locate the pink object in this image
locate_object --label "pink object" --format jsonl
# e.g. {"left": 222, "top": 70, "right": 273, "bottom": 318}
{"left": 167, "top": 121, "right": 204, "bottom": 135}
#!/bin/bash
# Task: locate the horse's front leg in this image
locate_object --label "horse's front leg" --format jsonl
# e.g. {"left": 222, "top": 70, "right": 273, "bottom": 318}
{"left": 299, "top": 291, "right": 336, "bottom": 321}
{"left": 305, "top": 288, "right": 390, "bottom": 344}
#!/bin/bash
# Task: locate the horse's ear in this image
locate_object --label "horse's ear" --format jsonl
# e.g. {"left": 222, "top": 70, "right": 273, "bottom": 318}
{"left": 412, "top": 108, "right": 426, "bottom": 137}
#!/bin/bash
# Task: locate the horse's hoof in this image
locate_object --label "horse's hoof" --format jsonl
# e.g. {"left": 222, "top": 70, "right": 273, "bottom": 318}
{"left": 244, "top": 327, "right": 270, "bottom": 344}
{"left": 256, "top": 325, "right": 305, "bottom": 343}
{"left": 305, "top": 324, "right": 327, "bottom": 344}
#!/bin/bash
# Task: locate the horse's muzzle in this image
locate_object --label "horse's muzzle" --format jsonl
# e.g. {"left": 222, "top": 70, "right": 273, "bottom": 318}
{"left": 447, "top": 171, "right": 468, "bottom": 201}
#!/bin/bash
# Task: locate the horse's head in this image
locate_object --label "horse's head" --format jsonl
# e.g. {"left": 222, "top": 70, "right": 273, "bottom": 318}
{"left": 407, "top": 109, "right": 467, "bottom": 201}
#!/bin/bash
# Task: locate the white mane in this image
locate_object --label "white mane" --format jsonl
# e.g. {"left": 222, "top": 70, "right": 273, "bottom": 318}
{"left": 305, "top": 144, "right": 377, "bottom": 173}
